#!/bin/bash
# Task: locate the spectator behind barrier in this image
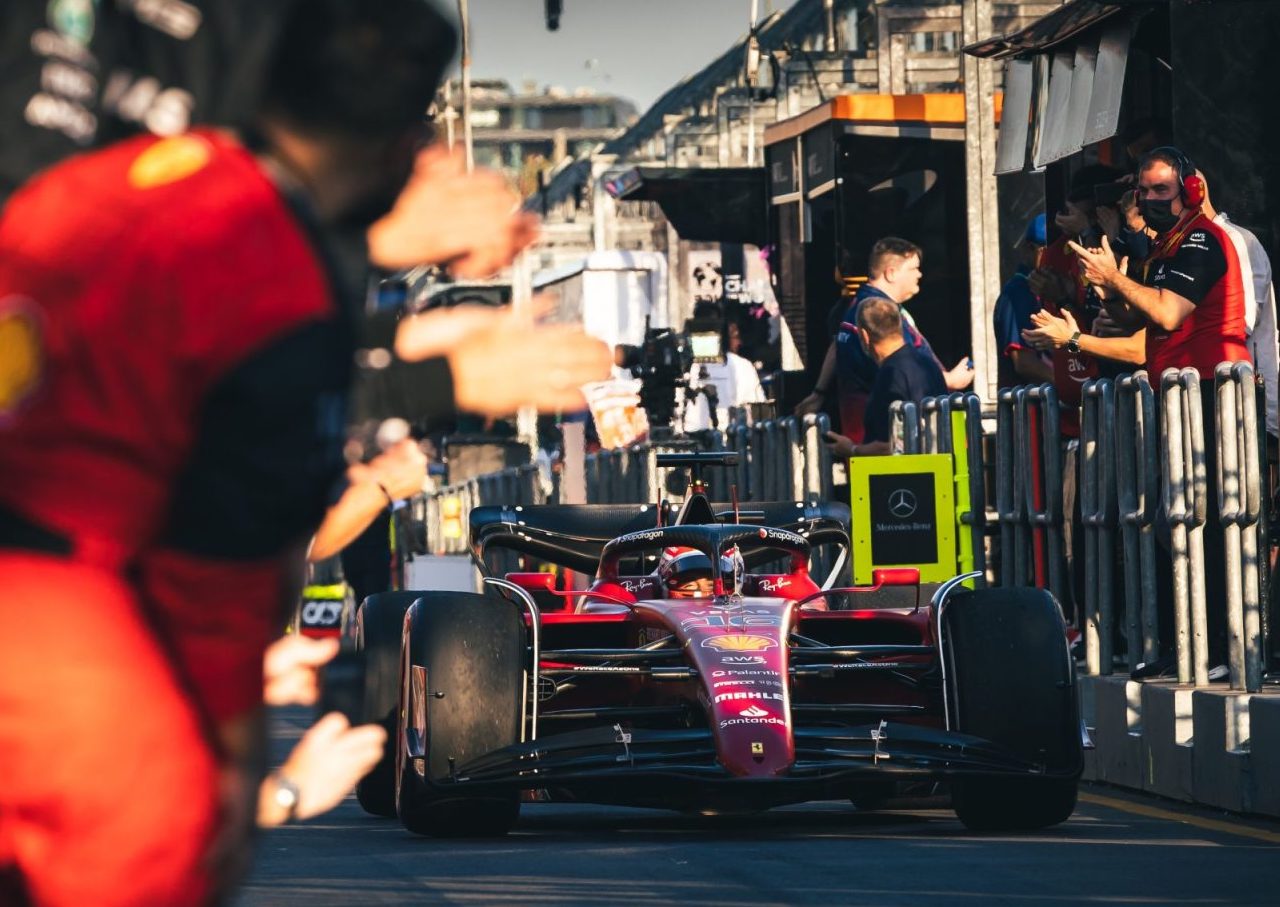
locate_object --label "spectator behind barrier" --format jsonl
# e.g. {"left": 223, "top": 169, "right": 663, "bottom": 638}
{"left": 1023, "top": 148, "right": 1251, "bottom": 679}
{"left": 796, "top": 238, "right": 972, "bottom": 442}
{"left": 823, "top": 295, "right": 947, "bottom": 459}
{"left": 994, "top": 214, "right": 1053, "bottom": 389}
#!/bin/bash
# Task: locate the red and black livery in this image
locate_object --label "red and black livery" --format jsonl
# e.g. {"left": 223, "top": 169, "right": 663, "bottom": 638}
{"left": 354, "top": 453, "right": 1082, "bottom": 836}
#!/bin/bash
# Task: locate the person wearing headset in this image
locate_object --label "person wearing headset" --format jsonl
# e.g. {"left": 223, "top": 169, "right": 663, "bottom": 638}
{"left": 1024, "top": 146, "right": 1250, "bottom": 681}
{"left": 1025, "top": 147, "right": 1248, "bottom": 379}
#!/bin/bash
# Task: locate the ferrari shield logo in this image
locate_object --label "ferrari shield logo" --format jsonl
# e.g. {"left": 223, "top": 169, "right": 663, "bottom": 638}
{"left": 701, "top": 634, "right": 775, "bottom": 652}
{"left": 128, "top": 135, "right": 212, "bottom": 190}
{"left": 0, "top": 299, "right": 44, "bottom": 423}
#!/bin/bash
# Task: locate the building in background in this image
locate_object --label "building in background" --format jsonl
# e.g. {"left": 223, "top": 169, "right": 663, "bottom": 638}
{"left": 523, "top": 0, "right": 1058, "bottom": 395}
{"left": 443, "top": 80, "right": 637, "bottom": 195}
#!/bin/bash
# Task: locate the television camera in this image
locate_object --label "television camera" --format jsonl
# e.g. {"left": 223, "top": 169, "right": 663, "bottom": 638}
{"left": 615, "top": 315, "right": 727, "bottom": 439}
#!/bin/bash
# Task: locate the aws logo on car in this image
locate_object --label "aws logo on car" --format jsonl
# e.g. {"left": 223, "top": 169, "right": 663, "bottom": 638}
{"left": 701, "top": 634, "right": 775, "bottom": 652}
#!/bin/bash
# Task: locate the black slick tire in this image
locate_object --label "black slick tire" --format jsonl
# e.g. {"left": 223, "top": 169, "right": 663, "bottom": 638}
{"left": 940, "top": 586, "right": 1082, "bottom": 831}
{"left": 395, "top": 592, "right": 524, "bottom": 837}
{"left": 354, "top": 591, "right": 426, "bottom": 818}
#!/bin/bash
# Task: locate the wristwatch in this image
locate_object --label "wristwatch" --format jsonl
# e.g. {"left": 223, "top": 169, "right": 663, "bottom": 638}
{"left": 271, "top": 773, "right": 301, "bottom": 823}
{"left": 1066, "top": 331, "right": 1082, "bottom": 354}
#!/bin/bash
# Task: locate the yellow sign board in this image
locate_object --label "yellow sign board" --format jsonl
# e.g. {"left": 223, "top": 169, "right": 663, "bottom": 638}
{"left": 848, "top": 453, "right": 956, "bottom": 584}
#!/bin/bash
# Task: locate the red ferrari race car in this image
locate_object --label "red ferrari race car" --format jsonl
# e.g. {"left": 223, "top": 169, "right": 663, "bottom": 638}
{"left": 351, "top": 453, "right": 1082, "bottom": 836}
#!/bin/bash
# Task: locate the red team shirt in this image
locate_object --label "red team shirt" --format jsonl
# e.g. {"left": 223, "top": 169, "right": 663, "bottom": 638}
{"left": 1142, "top": 211, "right": 1249, "bottom": 376}
{"left": 0, "top": 129, "right": 351, "bottom": 722}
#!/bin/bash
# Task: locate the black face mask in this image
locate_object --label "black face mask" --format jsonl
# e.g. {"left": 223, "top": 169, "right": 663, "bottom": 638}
{"left": 1139, "top": 197, "right": 1180, "bottom": 234}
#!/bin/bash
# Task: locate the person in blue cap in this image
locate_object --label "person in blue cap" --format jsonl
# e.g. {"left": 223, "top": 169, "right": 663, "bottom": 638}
{"left": 993, "top": 213, "right": 1053, "bottom": 388}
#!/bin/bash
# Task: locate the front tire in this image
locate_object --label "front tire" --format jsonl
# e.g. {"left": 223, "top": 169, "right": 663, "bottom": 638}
{"left": 940, "top": 586, "right": 1082, "bottom": 831}
{"left": 395, "top": 592, "right": 525, "bottom": 837}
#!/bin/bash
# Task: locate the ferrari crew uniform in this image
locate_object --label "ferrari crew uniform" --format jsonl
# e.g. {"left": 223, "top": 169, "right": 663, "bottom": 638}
{"left": 1143, "top": 212, "right": 1249, "bottom": 376}
{"left": 0, "top": 129, "right": 357, "bottom": 906}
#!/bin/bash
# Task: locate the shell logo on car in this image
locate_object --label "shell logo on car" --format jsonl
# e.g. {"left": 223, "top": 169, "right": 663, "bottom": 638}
{"left": 701, "top": 634, "right": 775, "bottom": 652}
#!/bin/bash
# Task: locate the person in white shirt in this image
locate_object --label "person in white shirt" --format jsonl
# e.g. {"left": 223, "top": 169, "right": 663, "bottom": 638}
{"left": 681, "top": 321, "right": 766, "bottom": 433}
{"left": 1199, "top": 176, "right": 1277, "bottom": 437}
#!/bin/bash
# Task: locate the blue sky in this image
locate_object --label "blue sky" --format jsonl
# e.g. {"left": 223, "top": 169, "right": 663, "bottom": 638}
{"left": 465, "top": 0, "right": 801, "bottom": 111}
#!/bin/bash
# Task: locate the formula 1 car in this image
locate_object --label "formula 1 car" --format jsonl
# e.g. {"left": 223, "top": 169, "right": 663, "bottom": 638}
{"left": 353, "top": 453, "right": 1081, "bottom": 836}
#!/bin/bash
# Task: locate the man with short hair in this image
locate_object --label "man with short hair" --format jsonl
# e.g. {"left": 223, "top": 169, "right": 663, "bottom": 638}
{"left": 796, "top": 237, "right": 971, "bottom": 442}
{"left": 1029, "top": 148, "right": 1248, "bottom": 377}
{"left": 825, "top": 296, "right": 947, "bottom": 458}
{"left": 1025, "top": 147, "right": 1250, "bottom": 678}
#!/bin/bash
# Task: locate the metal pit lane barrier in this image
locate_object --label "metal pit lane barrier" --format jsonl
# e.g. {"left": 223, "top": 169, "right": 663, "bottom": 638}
{"left": 994, "top": 385, "right": 1063, "bottom": 599}
{"left": 421, "top": 464, "right": 545, "bottom": 556}
{"left": 893, "top": 394, "right": 987, "bottom": 581}
{"left": 1160, "top": 369, "right": 1211, "bottom": 686}
{"left": 1214, "top": 362, "right": 1265, "bottom": 692}
{"left": 1080, "top": 379, "right": 1118, "bottom": 675}
{"left": 1114, "top": 372, "right": 1160, "bottom": 673}
{"left": 585, "top": 415, "right": 832, "bottom": 505}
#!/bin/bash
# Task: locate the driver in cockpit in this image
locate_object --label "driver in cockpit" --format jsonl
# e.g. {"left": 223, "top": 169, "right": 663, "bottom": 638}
{"left": 656, "top": 546, "right": 741, "bottom": 599}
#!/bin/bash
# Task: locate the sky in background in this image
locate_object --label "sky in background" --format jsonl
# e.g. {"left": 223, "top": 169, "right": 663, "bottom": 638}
{"left": 465, "top": 0, "right": 801, "bottom": 113}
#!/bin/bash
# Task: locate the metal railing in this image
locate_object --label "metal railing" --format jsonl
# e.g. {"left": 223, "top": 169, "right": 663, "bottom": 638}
{"left": 420, "top": 464, "right": 545, "bottom": 555}
{"left": 1011, "top": 362, "right": 1270, "bottom": 691}
{"left": 1214, "top": 362, "right": 1265, "bottom": 691}
{"left": 1115, "top": 372, "right": 1160, "bottom": 672}
{"left": 584, "top": 414, "right": 833, "bottom": 505}
{"left": 891, "top": 393, "right": 987, "bottom": 580}
{"left": 1080, "top": 378, "right": 1118, "bottom": 675}
{"left": 1160, "top": 368, "right": 1211, "bottom": 686}
{"left": 992, "top": 384, "right": 1064, "bottom": 599}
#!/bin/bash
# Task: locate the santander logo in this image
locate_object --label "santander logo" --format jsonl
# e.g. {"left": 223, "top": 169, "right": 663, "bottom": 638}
{"left": 740, "top": 705, "right": 769, "bottom": 718}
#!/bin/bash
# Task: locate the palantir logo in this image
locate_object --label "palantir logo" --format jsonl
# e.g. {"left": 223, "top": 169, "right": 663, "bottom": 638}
{"left": 888, "top": 488, "right": 917, "bottom": 518}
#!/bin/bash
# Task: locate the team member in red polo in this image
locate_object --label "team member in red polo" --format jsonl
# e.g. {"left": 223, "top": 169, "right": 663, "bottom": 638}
{"left": 0, "top": 3, "right": 611, "bottom": 905}
{"left": 1027, "top": 147, "right": 1249, "bottom": 677}
{"left": 1034, "top": 148, "right": 1248, "bottom": 378}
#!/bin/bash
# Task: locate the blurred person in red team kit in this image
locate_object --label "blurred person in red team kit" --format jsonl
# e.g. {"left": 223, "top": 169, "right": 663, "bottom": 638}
{"left": 0, "top": 3, "right": 609, "bottom": 906}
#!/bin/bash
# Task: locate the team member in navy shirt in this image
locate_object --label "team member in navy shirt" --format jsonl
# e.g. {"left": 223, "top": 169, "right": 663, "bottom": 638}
{"left": 795, "top": 237, "right": 972, "bottom": 442}
{"left": 825, "top": 296, "right": 947, "bottom": 458}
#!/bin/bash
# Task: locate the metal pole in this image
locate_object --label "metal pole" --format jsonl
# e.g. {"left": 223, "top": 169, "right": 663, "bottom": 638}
{"left": 458, "top": 0, "right": 474, "bottom": 173}
{"left": 995, "top": 389, "right": 1017, "bottom": 586}
{"left": 961, "top": 0, "right": 1000, "bottom": 404}
{"left": 1217, "top": 370, "right": 1246, "bottom": 687}
{"left": 510, "top": 250, "right": 539, "bottom": 462}
{"left": 1161, "top": 372, "right": 1193, "bottom": 684}
{"left": 1183, "top": 374, "right": 1210, "bottom": 686}
{"left": 747, "top": 0, "right": 759, "bottom": 167}
{"left": 441, "top": 78, "right": 456, "bottom": 150}
{"left": 823, "top": 0, "right": 836, "bottom": 53}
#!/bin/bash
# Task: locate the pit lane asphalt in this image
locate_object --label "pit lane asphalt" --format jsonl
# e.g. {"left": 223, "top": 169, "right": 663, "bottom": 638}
{"left": 235, "top": 707, "right": 1280, "bottom": 907}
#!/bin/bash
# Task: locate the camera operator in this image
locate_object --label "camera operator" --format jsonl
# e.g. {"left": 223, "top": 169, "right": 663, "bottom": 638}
{"left": 0, "top": 4, "right": 611, "bottom": 905}
{"left": 680, "top": 306, "right": 765, "bottom": 433}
